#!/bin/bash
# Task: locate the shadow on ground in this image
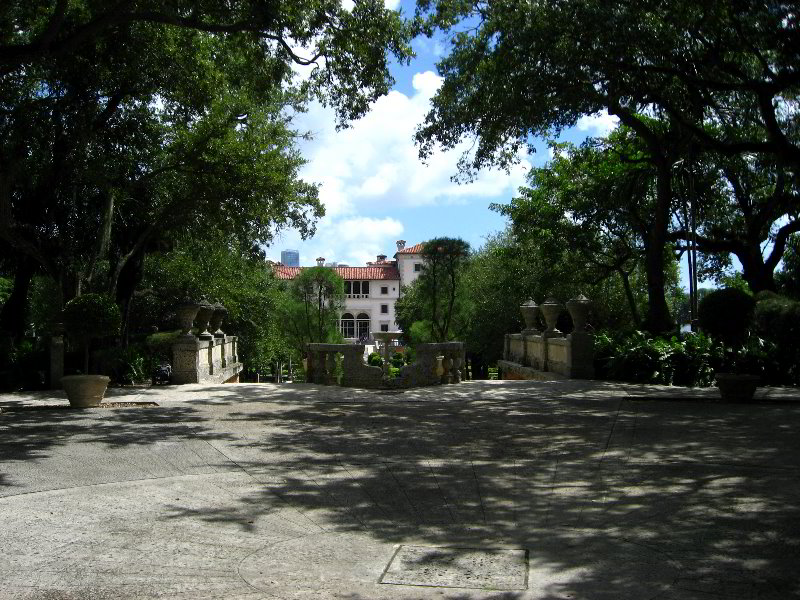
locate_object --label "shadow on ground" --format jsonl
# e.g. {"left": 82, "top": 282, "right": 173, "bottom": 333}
{"left": 163, "top": 385, "right": 800, "bottom": 598}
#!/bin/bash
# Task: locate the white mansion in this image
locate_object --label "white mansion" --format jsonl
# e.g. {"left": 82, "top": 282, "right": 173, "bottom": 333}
{"left": 273, "top": 240, "right": 425, "bottom": 341}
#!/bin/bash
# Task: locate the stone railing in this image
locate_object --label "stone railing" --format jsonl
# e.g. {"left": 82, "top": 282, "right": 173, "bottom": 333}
{"left": 498, "top": 295, "right": 594, "bottom": 380}
{"left": 305, "top": 341, "right": 466, "bottom": 389}
{"left": 171, "top": 299, "right": 243, "bottom": 384}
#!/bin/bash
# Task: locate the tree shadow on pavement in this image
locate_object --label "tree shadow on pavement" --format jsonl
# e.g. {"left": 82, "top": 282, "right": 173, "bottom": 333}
{"left": 157, "top": 385, "right": 800, "bottom": 599}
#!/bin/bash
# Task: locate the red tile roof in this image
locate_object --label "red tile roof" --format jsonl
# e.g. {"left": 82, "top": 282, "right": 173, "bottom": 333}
{"left": 272, "top": 265, "right": 400, "bottom": 281}
{"left": 396, "top": 242, "right": 424, "bottom": 254}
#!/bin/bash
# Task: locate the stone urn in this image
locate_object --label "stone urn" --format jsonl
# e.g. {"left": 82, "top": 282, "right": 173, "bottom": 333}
{"left": 176, "top": 300, "right": 201, "bottom": 337}
{"left": 210, "top": 303, "right": 227, "bottom": 338}
{"left": 195, "top": 298, "right": 215, "bottom": 340}
{"left": 520, "top": 300, "right": 540, "bottom": 334}
{"left": 452, "top": 356, "right": 462, "bottom": 383}
{"left": 715, "top": 373, "right": 760, "bottom": 402}
{"left": 566, "top": 294, "right": 591, "bottom": 333}
{"left": 540, "top": 298, "right": 564, "bottom": 335}
{"left": 61, "top": 375, "right": 110, "bottom": 408}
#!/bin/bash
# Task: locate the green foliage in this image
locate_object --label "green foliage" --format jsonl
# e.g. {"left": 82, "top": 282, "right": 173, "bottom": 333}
{"left": 62, "top": 293, "right": 121, "bottom": 343}
{"left": 416, "top": 237, "right": 471, "bottom": 342}
{"left": 775, "top": 234, "right": 800, "bottom": 300}
{"left": 0, "top": 276, "right": 11, "bottom": 306}
{"left": 96, "top": 344, "right": 153, "bottom": 385}
{"left": 27, "top": 276, "right": 62, "bottom": 335}
{"left": 367, "top": 352, "right": 383, "bottom": 367}
{"left": 139, "top": 233, "right": 285, "bottom": 373}
{"left": 278, "top": 266, "right": 346, "bottom": 356}
{"left": 753, "top": 292, "right": 800, "bottom": 385}
{"left": 0, "top": 338, "right": 47, "bottom": 391}
{"left": 698, "top": 288, "right": 755, "bottom": 347}
{"left": 594, "top": 331, "right": 722, "bottom": 387}
{"left": 390, "top": 352, "right": 405, "bottom": 368}
{"left": 408, "top": 320, "right": 435, "bottom": 346}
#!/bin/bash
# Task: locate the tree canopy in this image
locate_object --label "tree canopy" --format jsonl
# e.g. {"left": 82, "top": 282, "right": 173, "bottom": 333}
{"left": 414, "top": 0, "right": 800, "bottom": 332}
{"left": 0, "top": 0, "right": 412, "bottom": 343}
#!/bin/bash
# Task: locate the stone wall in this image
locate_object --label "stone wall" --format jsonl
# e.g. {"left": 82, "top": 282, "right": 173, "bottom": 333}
{"left": 305, "top": 341, "right": 466, "bottom": 389}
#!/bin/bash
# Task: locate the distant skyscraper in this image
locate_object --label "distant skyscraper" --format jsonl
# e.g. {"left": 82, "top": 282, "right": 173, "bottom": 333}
{"left": 281, "top": 249, "right": 300, "bottom": 266}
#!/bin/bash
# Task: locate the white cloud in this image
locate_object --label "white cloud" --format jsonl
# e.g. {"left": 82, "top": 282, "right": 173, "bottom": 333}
{"left": 295, "top": 69, "right": 530, "bottom": 216}
{"left": 270, "top": 69, "right": 531, "bottom": 267}
{"left": 341, "top": 0, "right": 401, "bottom": 11}
{"left": 268, "top": 217, "right": 404, "bottom": 267}
{"left": 576, "top": 110, "right": 619, "bottom": 136}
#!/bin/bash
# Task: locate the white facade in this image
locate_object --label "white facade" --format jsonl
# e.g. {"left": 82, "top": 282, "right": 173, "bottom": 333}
{"left": 274, "top": 240, "right": 426, "bottom": 342}
{"left": 340, "top": 278, "right": 401, "bottom": 339}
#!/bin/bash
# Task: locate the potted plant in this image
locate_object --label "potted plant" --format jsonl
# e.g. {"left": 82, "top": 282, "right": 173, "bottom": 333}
{"left": 698, "top": 288, "right": 760, "bottom": 401}
{"left": 61, "top": 293, "right": 122, "bottom": 407}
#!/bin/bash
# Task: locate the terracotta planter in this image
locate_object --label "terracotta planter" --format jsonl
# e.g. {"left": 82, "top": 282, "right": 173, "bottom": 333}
{"left": 61, "top": 375, "right": 110, "bottom": 408}
{"left": 715, "top": 373, "right": 760, "bottom": 402}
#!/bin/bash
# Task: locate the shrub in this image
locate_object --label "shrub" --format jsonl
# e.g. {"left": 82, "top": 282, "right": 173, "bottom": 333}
{"left": 390, "top": 351, "right": 405, "bottom": 368}
{"left": 753, "top": 292, "right": 800, "bottom": 384}
{"left": 594, "top": 330, "right": 721, "bottom": 387}
{"left": 367, "top": 351, "right": 383, "bottom": 367}
{"left": 698, "top": 288, "right": 755, "bottom": 346}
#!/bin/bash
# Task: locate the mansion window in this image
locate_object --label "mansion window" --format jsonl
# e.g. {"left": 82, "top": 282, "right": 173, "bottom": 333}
{"left": 414, "top": 263, "right": 422, "bottom": 272}
{"left": 380, "top": 323, "right": 389, "bottom": 332}
{"left": 380, "top": 304, "right": 388, "bottom": 314}
{"left": 381, "top": 286, "right": 388, "bottom": 295}
{"left": 356, "top": 313, "right": 370, "bottom": 339}
{"left": 340, "top": 312, "right": 370, "bottom": 339}
{"left": 340, "top": 313, "right": 355, "bottom": 338}
{"left": 345, "top": 280, "right": 370, "bottom": 298}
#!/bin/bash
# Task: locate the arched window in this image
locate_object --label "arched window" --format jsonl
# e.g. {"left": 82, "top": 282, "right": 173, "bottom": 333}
{"left": 356, "top": 313, "right": 370, "bottom": 340}
{"left": 340, "top": 313, "right": 355, "bottom": 338}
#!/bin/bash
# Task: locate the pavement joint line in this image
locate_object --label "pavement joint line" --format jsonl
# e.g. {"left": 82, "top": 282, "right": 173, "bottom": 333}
{"left": 198, "top": 438, "right": 329, "bottom": 533}
{"left": 335, "top": 460, "right": 393, "bottom": 521}
{"left": 0, "top": 471, "right": 247, "bottom": 500}
{"left": 380, "top": 459, "right": 425, "bottom": 525}
{"left": 424, "top": 459, "right": 457, "bottom": 523}
{"left": 470, "top": 460, "right": 487, "bottom": 523}
{"left": 297, "top": 464, "right": 369, "bottom": 530}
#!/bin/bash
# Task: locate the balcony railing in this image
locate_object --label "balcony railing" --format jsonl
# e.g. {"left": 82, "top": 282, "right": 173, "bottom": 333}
{"left": 346, "top": 293, "right": 370, "bottom": 299}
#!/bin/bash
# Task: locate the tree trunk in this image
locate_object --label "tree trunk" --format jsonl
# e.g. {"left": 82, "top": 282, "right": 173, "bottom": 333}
{"left": 643, "top": 164, "right": 674, "bottom": 334}
{"left": 0, "top": 255, "right": 36, "bottom": 341}
{"left": 738, "top": 247, "right": 776, "bottom": 293}
{"left": 618, "top": 269, "right": 641, "bottom": 327}
{"left": 114, "top": 250, "right": 144, "bottom": 346}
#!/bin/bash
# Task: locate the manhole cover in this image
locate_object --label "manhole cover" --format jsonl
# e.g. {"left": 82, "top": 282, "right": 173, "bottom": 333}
{"left": 380, "top": 545, "right": 528, "bottom": 590}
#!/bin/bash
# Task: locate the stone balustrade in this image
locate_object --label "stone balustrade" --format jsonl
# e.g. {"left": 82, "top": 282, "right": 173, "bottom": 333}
{"left": 171, "top": 335, "right": 242, "bottom": 384}
{"left": 171, "top": 300, "right": 243, "bottom": 384}
{"left": 499, "top": 295, "right": 594, "bottom": 380}
{"left": 305, "top": 341, "right": 466, "bottom": 389}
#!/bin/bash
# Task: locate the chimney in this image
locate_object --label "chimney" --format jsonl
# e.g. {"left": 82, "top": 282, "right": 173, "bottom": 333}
{"left": 316, "top": 257, "right": 325, "bottom": 267}
{"left": 377, "top": 254, "right": 387, "bottom": 262}
{"left": 396, "top": 240, "right": 406, "bottom": 251}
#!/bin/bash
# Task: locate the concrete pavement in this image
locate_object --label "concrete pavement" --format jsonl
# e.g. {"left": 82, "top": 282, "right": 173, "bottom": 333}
{"left": 0, "top": 380, "right": 798, "bottom": 599}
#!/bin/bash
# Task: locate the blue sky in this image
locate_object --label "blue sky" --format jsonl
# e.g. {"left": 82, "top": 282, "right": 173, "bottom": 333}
{"left": 265, "top": 0, "right": 634, "bottom": 273}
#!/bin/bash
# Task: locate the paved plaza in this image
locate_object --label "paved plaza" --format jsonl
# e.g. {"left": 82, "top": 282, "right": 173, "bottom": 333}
{"left": 1, "top": 380, "right": 798, "bottom": 599}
